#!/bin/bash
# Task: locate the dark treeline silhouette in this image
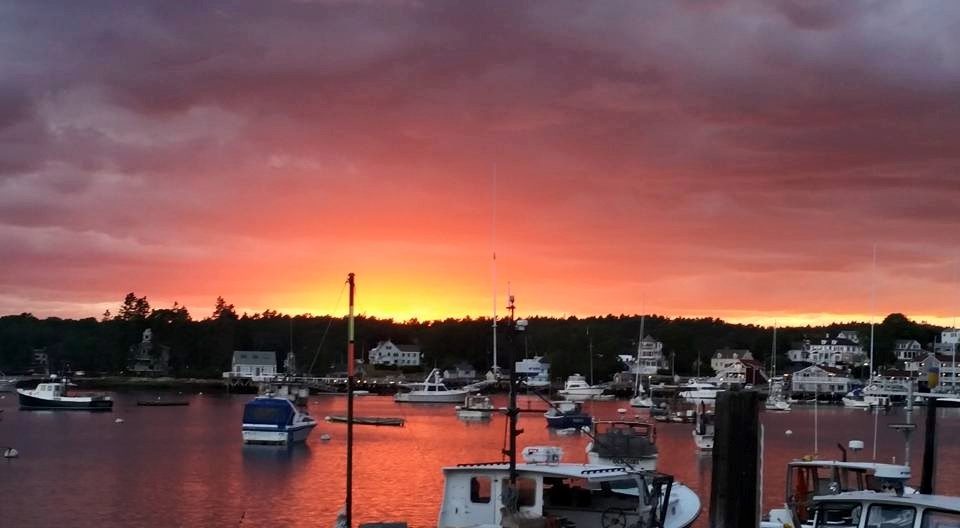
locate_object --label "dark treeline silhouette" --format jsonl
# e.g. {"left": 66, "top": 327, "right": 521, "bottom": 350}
{"left": 0, "top": 293, "right": 947, "bottom": 380}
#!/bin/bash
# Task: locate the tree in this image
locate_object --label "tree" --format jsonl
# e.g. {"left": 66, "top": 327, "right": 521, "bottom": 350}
{"left": 116, "top": 293, "right": 151, "bottom": 321}
{"left": 212, "top": 296, "right": 238, "bottom": 321}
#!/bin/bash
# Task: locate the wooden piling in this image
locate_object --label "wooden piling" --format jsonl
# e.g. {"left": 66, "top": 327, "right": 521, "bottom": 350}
{"left": 710, "top": 390, "right": 760, "bottom": 528}
{"left": 920, "top": 397, "right": 938, "bottom": 494}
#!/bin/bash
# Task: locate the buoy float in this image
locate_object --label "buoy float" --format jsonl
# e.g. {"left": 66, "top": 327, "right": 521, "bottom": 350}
{"left": 320, "top": 434, "right": 332, "bottom": 442}
{"left": 785, "top": 429, "right": 793, "bottom": 436}
{"left": 115, "top": 418, "right": 124, "bottom": 424}
{"left": 3, "top": 447, "right": 18, "bottom": 458}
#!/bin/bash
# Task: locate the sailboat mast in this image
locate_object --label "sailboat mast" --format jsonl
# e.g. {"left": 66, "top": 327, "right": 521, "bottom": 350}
{"left": 772, "top": 324, "right": 777, "bottom": 379}
{"left": 634, "top": 314, "right": 645, "bottom": 397}
{"left": 491, "top": 163, "right": 498, "bottom": 377}
{"left": 345, "top": 273, "right": 356, "bottom": 528}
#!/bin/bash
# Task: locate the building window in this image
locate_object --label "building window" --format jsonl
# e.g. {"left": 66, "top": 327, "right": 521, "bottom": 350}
{"left": 518, "top": 477, "right": 537, "bottom": 507}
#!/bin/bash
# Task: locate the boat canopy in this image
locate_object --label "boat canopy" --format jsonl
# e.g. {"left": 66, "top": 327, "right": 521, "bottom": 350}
{"left": 242, "top": 397, "right": 295, "bottom": 427}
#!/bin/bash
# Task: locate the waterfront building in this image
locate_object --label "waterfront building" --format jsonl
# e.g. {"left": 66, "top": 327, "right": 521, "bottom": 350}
{"left": 893, "top": 339, "right": 925, "bottom": 362}
{"left": 790, "top": 364, "right": 853, "bottom": 394}
{"left": 127, "top": 328, "right": 170, "bottom": 375}
{"left": 787, "top": 333, "right": 865, "bottom": 367}
{"left": 224, "top": 351, "right": 278, "bottom": 381}
{"left": 711, "top": 349, "right": 753, "bottom": 373}
{"left": 712, "top": 354, "right": 768, "bottom": 386}
{"left": 619, "top": 335, "right": 665, "bottom": 375}
{"left": 443, "top": 362, "right": 477, "bottom": 381}
{"left": 368, "top": 340, "right": 422, "bottom": 367}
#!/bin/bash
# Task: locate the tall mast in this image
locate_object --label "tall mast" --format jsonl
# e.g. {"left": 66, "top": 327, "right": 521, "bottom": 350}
{"left": 771, "top": 324, "right": 777, "bottom": 379}
{"left": 634, "top": 314, "right": 645, "bottom": 397}
{"left": 869, "top": 244, "right": 877, "bottom": 380}
{"left": 491, "top": 163, "right": 498, "bottom": 377}
{"left": 505, "top": 294, "right": 519, "bottom": 483}
{"left": 345, "top": 273, "right": 356, "bottom": 528}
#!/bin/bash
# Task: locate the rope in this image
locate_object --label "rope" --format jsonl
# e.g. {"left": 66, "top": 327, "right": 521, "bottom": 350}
{"left": 306, "top": 281, "right": 347, "bottom": 375}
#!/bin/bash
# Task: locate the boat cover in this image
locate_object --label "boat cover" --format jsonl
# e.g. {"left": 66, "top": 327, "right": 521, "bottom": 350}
{"left": 243, "top": 398, "right": 295, "bottom": 427}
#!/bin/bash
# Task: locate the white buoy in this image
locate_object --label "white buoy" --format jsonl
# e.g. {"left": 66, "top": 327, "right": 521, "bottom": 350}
{"left": 198, "top": 392, "right": 203, "bottom": 395}
{"left": 3, "top": 447, "right": 18, "bottom": 458}
{"left": 115, "top": 418, "right": 124, "bottom": 424}
{"left": 785, "top": 429, "right": 793, "bottom": 436}
{"left": 320, "top": 434, "right": 332, "bottom": 442}
{"left": 617, "top": 408, "right": 627, "bottom": 415}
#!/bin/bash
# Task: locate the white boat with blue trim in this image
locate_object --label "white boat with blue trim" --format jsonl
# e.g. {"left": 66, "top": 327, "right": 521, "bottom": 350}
{"left": 241, "top": 395, "right": 317, "bottom": 445}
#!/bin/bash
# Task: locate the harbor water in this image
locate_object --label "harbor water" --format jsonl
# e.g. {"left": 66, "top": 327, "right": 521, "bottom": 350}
{"left": 2, "top": 392, "right": 960, "bottom": 527}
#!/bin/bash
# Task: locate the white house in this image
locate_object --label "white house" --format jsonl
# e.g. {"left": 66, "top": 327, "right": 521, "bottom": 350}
{"left": 893, "top": 340, "right": 924, "bottom": 362}
{"left": 443, "top": 362, "right": 477, "bottom": 381}
{"left": 620, "top": 335, "right": 665, "bottom": 375}
{"left": 790, "top": 364, "right": 853, "bottom": 394}
{"left": 836, "top": 330, "right": 861, "bottom": 344}
{"left": 787, "top": 334, "right": 865, "bottom": 367}
{"left": 368, "top": 340, "right": 421, "bottom": 367}
{"left": 711, "top": 349, "right": 753, "bottom": 373}
{"left": 224, "top": 350, "right": 277, "bottom": 380}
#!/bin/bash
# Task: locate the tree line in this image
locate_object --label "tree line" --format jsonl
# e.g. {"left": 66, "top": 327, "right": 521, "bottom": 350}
{"left": 0, "top": 293, "right": 947, "bottom": 380}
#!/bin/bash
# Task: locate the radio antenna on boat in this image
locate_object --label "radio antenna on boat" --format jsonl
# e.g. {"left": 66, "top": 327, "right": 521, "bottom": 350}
{"left": 870, "top": 245, "right": 879, "bottom": 460}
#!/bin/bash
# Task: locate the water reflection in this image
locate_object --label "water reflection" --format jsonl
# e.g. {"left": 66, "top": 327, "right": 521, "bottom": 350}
{"left": 3, "top": 392, "right": 960, "bottom": 528}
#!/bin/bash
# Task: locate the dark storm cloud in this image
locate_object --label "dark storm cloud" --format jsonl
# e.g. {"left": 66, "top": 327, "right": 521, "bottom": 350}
{"left": 1, "top": 0, "right": 959, "bottom": 319}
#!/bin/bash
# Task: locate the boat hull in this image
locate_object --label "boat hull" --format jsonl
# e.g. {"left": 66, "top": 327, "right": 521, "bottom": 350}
{"left": 693, "top": 431, "right": 714, "bottom": 452}
{"left": 395, "top": 391, "right": 467, "bottom": 403}
{"left": 587, "top": 452, "right": 658, "bottom": 471}
{"left": 242, "top": 422, "right": 317, "bottom": 445}
{"left": 456, "top": 409, "right": 493, "bottom": 420}
{"left": 545, "top": 414, "right": 593, "bottom": 429}
{"left": 17, "top": 391, "right": 113, "bottom": 411}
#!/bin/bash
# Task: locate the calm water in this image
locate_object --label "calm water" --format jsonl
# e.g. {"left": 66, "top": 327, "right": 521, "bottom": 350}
{"left": 2, "top": 392, "right": 960, "bottom": 527}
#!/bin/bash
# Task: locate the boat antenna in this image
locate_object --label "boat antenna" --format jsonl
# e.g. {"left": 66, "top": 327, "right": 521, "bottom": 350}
{"left": 345, "top": 273, "right": 356, "bottom": 528}
{"left": 771, "top": 323, "right": 777, "bottom": 379}
{"left": 504, "top": 294, "right": 520, "bottom": 484}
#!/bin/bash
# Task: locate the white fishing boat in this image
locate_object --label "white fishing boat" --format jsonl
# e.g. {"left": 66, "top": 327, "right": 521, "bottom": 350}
{"left": 17, "top": 378, "right": 113, "bottom": 410}
{"left": 773, "top": 491, "right": 958, "bottom": 528}
{"left": 0, "top": 372, "right": 17, "bottom": 393}
{"left": 692, "top": 404, "right": 714, "bottom": 453}
{"left": 456, "top": 393, "right": 495, "bottom": 420}
{"left": 586, "top": 415, "right": 659, "bottom": 471}
{"left": 842, "top": 388, "right": 890, "bottom": 409}
{"left": 765, "top": 380, "right": 792, "bottom": 411}
{"left": 395, "top": 368, "right": 469, "bottom": 403}
{"left": 437, "top": 446, "right": 701, "bottom": 528}
{"left": 557, "top": 373, "right": 605, "bottom": 401}
{"left": 765, "top": 448, "right": 914, "bottom": 528}
{"left": 241, "top": 395, "right": 317, "bottom": 445}
{"left": 678, "top": 379, "right": 723, "bottom": 406}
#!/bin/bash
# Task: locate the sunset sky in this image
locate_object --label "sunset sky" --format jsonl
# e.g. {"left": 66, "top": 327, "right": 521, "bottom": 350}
{"left": 2, "top": 1, "right": 959, "bottom": 325}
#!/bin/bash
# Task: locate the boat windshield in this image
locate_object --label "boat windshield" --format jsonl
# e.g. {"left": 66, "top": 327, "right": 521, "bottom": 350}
{"left": 243, "top": 399, "right": 294, "bottom": 426}
{"left": 813, "top": 502, "right": 862, "bottom": 528}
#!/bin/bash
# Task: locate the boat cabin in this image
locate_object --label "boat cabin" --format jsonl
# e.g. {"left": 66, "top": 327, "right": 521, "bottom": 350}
{"left": 808, "top": 492, "right": 960, "bottom": 528}
{"left": 33, "top": 383, "right": 66, "bottom": 398}
{"left": 590, "top": 420, "right": 658, "bottom": 463}
{"left": 785, "top": 461, "right": 912, "bottom": 526}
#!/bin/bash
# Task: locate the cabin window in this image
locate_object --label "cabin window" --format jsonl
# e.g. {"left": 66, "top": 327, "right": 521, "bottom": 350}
{"left": 866, "top": 505, "right": 915, "bottom": 528}
{"left": 517, "top": 478, "right": 536, "bottom": 507}
{"left": 814, "top": 502, "right": 862, "bottom": 528}
{"left": 470, "top": 477, "right": 491, "bottom": 504}
{"left": 922, "top": 510, "right": 960, "bottom": 528}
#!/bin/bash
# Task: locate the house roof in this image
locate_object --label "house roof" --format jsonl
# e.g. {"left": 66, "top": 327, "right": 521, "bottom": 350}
{"left": 794, "top": 364, "right": 846, "bottom": 376}
{"left": 232, "top": 351, "right": 277, "bottom": 366}
{"left": 714, "top": 348, "right": 750, "bottom": 359}
{"left": 895, "top": 339, "right": 921, "bottom": 347}
{"left": 396, "top": 344, "right": 421, "bottom": 353}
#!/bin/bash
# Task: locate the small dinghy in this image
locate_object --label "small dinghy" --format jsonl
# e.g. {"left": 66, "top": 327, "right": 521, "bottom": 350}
{"left": 325, "top": 415, "right": 405, "bottom": 427}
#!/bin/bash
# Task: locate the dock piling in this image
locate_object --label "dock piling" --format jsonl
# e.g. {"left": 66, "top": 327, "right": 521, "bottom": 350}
{"left": 709, "top": 389, "right": 760, "bottom": 528}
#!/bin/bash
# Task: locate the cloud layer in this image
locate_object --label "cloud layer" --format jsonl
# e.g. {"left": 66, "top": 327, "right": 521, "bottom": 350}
{"left": 2, "top": 1, "right": 959, "bottom": 323}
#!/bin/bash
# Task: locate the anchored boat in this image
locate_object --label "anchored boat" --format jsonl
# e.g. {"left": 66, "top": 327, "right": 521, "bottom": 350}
{"left": 241, "top": 395, "right": 317, "bottom": 445}
{"left": 544, "top": 400, "right": 593, "bottom": 429}
{"left": 394, "top": 368, "right": 469, "bottom": 403}
{"left": 586, "top": 416, "right": 659, "bottom": 471}
{"left": 17, "top": 378, "right": 113, "bottom": 411}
